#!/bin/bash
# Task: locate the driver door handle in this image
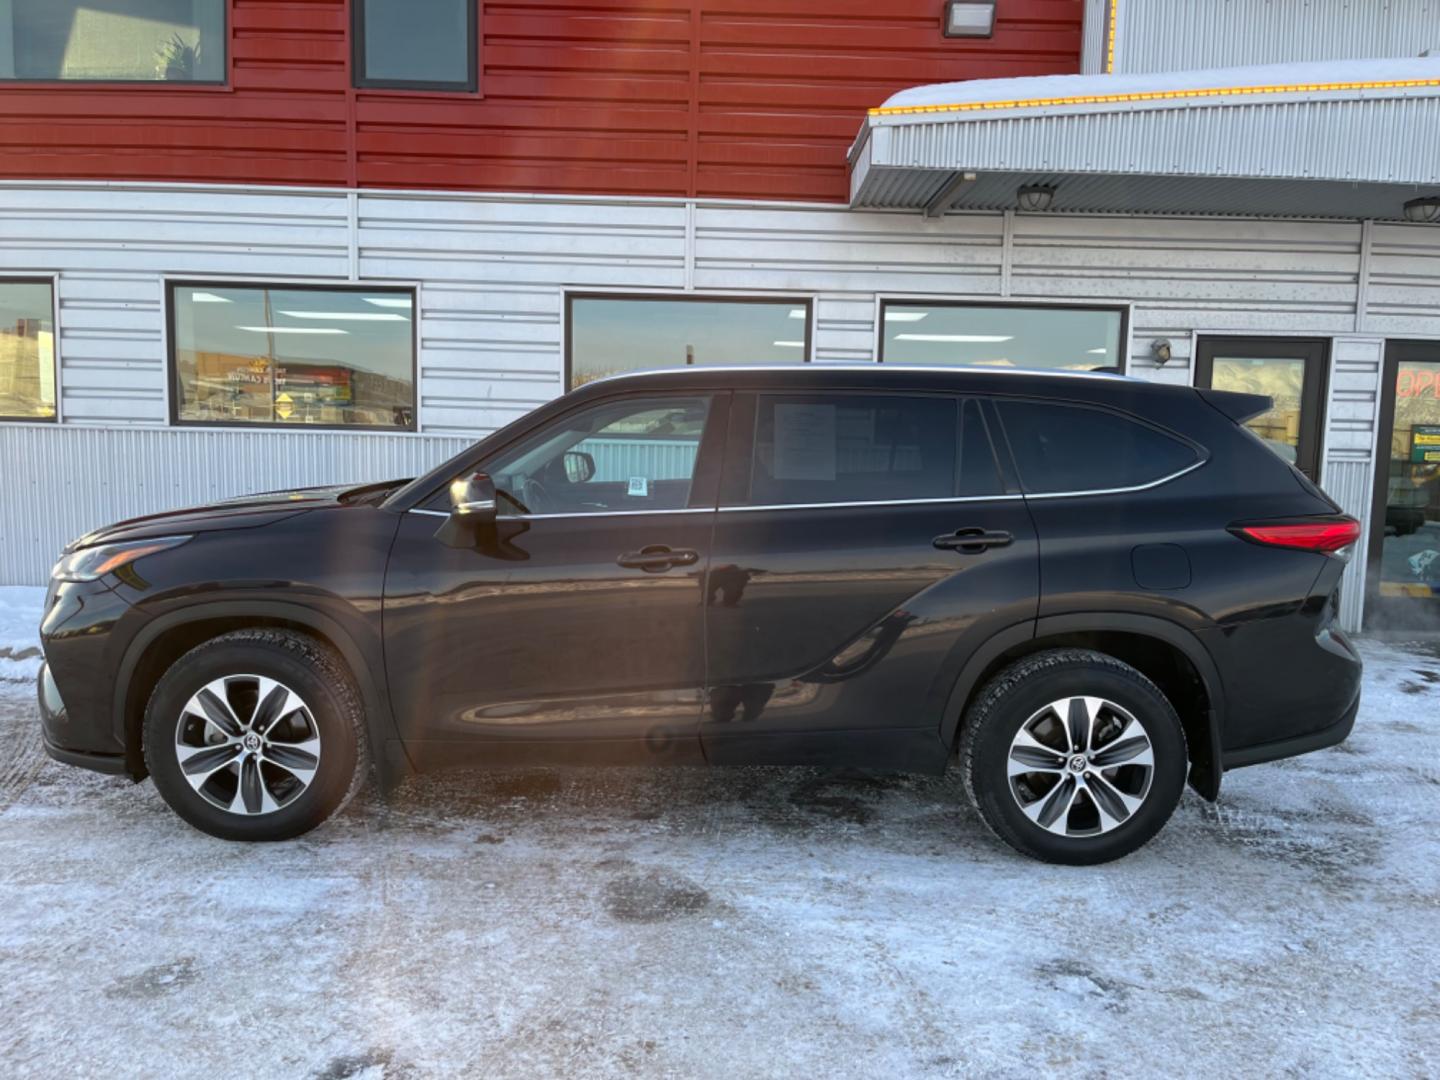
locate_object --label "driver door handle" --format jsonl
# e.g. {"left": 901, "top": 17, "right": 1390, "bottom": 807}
{"left": 933, "top": 528, "right": 1013, "bottom": 554}
{"left": 617, "top": 545, "right": 700, "bottom": 572}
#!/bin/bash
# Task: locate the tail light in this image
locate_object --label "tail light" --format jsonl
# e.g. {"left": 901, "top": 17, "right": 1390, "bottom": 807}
{"left": 1231, "top": 516, "right": 1361, "bottom": 554}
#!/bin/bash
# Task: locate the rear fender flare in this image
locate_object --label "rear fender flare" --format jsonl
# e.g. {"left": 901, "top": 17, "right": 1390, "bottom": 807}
{"left": 940, "top": 612, "right": 1226, "bottom": 796}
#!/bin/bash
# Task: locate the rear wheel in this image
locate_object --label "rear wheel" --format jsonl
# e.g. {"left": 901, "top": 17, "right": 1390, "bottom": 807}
{"left": 143, "top": 629, "right": 368, "bottom": 841}
{"left": 959, "top": 649, "right": 1187, "bottom": 865}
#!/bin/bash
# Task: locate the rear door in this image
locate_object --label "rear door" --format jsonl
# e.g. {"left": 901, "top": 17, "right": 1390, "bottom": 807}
{"left": 701, "top": 390, "right": 1039, "bottom": 769}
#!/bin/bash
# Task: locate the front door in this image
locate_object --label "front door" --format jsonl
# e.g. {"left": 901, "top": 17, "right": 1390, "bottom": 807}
{"left": 383, "top": 392, "right": 726, "bottom": 761}
{"left": 1195, "top": 336, "right": 1329, "bottom": 481}
{"left": 1366, "top": 341, "right": 1440, "bottom": 632}
{"left": 701, "top": 392, "right": 1038, "bottom": 770}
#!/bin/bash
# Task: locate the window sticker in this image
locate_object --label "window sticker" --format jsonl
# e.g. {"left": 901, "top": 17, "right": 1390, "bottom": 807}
{"left": 773, "top": 403, "right": 837, "bottom": 481}
{"left": 627, "top": 476, "right": 650, "bottom": 497}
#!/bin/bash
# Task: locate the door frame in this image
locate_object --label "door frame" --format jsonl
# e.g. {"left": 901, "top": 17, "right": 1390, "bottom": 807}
{"left": 1364, "top": 339, "right": 1440, "bottom": 631}
{"left": 1193, "top": 336, "right": 1330, "bottom": 481}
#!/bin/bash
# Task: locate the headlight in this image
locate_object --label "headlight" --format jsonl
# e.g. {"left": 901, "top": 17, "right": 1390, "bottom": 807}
{"left": 52, "top": 536, "right": 191, "bottom": 582}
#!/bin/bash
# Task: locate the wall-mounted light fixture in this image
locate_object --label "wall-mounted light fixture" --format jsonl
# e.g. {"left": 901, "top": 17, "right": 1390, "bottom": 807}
{"left": 1404, "top": 196, "right": 1440, "bottom": 223}
{"left": 943, "top": 1, "right": 996, "bottom": 38}
{"left": 1017, "top": 184, "right": 1055, "bottom": 212}
{"left": 1151, "top": 339, "right": 1173, "bottom": 365}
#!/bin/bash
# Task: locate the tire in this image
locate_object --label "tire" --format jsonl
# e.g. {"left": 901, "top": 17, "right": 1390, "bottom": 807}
{"left": 958, "top": 648, "right": 1187, "bottom": 865}
{"left": 143, "top": 629, "right": 368, "bottom": 841}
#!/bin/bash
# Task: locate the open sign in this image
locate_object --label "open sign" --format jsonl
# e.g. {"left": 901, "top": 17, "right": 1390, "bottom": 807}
{"left": 1398, "top": 366, "right": 1440, "bottom": 398}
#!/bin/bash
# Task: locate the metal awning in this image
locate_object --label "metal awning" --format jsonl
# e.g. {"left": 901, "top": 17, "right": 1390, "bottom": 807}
{"left": 849, "top": 57, "right": 1440, "bottom": 220}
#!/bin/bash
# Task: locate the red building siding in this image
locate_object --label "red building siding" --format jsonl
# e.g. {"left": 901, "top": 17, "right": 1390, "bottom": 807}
{"left": 0, "top": 0, "right": 1081, "bottom": 202}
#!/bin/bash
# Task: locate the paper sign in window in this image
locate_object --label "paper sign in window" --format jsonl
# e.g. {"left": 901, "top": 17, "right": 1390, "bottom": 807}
{"left": 772, "top": 403, "right": 837, "bottom": 481}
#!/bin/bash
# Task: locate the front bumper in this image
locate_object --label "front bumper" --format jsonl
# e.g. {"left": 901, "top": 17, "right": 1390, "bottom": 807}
{"left": 36, "top": 659, "right": 127, "bottom": 775}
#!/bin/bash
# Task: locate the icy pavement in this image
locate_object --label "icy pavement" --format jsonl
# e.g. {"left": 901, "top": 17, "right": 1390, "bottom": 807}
{"left": 1, "top": 590, "right": 1438, "bottom": 1078}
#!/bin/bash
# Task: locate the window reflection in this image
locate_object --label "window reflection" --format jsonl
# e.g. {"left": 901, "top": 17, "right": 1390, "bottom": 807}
{"left": 569, "top": 297, "right": 809, "bottom": 389}
{"left": 0, "top": 0, "right": 225, "bottom": 82}
{"left": 0, "top": 280, "right": 55, "bottom": 420}
{"left": 881, "top": 303, "right": 1124, "bottom": 372}
{"left": 170, "top": 285, "right": 416, "bottom": 429}
{"left": 1209, "top": 355, "right": 1305, "bottom": 465}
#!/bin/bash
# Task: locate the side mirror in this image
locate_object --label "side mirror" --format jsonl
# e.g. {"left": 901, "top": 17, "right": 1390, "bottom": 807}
{"left": 449, "top": 471, "right": 497, "bottom": 525}
{"left": 563, "top": 450, "right": 595, "bottom": 484}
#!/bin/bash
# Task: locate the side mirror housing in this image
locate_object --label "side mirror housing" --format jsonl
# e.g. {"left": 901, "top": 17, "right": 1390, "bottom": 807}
{"left": 449, "top": 471, "right": 497, "bottom": 525}
{"left": 563, "top": 450, "right": 596, "bottom": 484}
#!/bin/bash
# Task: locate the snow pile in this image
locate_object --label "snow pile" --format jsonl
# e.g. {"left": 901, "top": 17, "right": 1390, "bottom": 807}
{"left": 0, "top": 586, "right": 44, "bottom": 683}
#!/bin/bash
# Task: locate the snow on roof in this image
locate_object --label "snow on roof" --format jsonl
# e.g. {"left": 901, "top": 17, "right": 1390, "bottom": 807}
{"left": 876, "top": 55, "right": 1440, "bottom": 114}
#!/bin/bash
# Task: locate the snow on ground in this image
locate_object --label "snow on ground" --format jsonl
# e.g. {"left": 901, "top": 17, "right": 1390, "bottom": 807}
{"left": 1, "top": 588, "right": 1438, "bottom": 1078}
{"left": 0, "top": 587, "right": 43, "bottom": 684}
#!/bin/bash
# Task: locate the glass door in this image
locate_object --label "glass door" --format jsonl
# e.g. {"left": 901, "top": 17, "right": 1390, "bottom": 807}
{"left": 1194, "top": 337, "right": 1329, "bottom": 481}
{"left": 1366, "top": 341, "right": 1440, "bottom": 632}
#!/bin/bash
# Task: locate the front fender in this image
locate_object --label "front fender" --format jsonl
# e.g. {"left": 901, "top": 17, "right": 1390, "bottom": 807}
{"left": 113, "top": 596, "right": 412, "bottom": 787}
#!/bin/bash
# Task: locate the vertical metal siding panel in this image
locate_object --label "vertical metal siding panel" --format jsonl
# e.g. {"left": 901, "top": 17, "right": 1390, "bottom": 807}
{"left": 1116, "top": 0, "right": 1440, "bottom": 74}
{"left": 1079, "top": 0, "right": 1110, "bottom": 75}
{"left": 1321, "top": 338, "right": 1385, "bottom": 633}
{"left": 1324, "top": 459, "right": 1378, "bottom": 632}
{"left": 584, "top": 439, "right": 697, "bottom": 483}
{"left": 0, "top": 426, "right": 470, "bottom": 585}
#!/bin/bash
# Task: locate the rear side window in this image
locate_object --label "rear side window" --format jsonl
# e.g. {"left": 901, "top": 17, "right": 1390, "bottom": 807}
{"left": 749, "top": 393, "right": 966, "bottom": 505}
{"left": 996, "top": 399, "right": 1199, "bottom": 494}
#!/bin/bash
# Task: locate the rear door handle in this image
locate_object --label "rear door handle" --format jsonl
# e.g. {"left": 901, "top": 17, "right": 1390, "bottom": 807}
{"left": 617, "top": 545, "right": 700, "bottom": 572}
{"left": 933, "top": 528, "right": 1013, "bottom": 554}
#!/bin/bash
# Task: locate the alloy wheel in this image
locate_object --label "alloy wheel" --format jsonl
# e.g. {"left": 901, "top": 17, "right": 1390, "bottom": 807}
{"left": 174, "top": 675, "right": 322, "bottom": 816}
{"left": 1007, "top": 695, "right": 1155, "bottom": 837}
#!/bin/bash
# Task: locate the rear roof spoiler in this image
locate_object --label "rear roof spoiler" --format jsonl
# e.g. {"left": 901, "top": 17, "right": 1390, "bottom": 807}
{"left": 1197, "top": 387, "right": 1272, "bottom": 424}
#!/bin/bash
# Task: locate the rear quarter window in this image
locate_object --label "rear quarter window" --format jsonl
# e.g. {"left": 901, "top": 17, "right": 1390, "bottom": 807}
{"left": 995, "top": 399, "right": 1200, "bottom": 494}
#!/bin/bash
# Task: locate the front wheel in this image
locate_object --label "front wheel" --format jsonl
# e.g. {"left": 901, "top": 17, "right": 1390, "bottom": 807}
{"left": 143, "top": 629, "right": 368, "bottom": 841}
{"left": 958, "top": 649, "right": 1187, "bottom": 865}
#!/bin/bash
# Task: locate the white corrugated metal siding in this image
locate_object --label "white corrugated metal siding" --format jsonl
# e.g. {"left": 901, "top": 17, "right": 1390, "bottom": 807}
{"left": 0, "top": 424, "right": 469, "bottom": 584}
{"left": 1111, "top": 0, "right": 1440, "bottom": 75}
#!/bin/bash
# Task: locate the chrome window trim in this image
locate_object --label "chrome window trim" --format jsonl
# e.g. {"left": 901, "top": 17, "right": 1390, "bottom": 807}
{"left": 1019, "top": 457, "right": 1207, "bottom": 499}
{"left": 405, "top": 460, "right": 1205, "bottom": 520}
{"left": 408, "top": 506, "right": 713, "bottom": 520}
{"left": 720, "top": 494, "right": 1022, "bottom": 512}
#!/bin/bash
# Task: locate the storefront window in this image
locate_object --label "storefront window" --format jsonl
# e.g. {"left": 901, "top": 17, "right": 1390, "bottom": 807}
{"left": 1370, "top": 345, "right": 1440, "bottom": 629}
{"left": 0, "top": 279, "right": 56, "bottom": 421}
{"left": 567, "top": 296, "right": 811, "bottom": 389}
{"left": 169, "top": 284, "right": 416, "bottom": 430}
{"left": 880, "top": 302, "right": 1125, "bottom": 372}
{"left": 0, "top": 1, "right": 225, "bottom": 83}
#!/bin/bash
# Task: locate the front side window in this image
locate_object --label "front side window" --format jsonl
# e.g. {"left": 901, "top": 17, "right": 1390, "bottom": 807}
{"left": 0, "top": 279, "right": 56, "bottom": 421}
{"left": 881, "top": 302, "right": 1125, "bottom": 373}
{"left": 354, "top": 0, "right": 475, "bottom": 91}
{"left": 568, "top": 296, "right": 811, "bottom": 389}
{"left": 169, "top": 284, "right": 416, "bottom": 429}
{"left": 0, "top": 0, "right": 225, "bottom": 83}
{"left": 745, "top": 393, "right": 968, "bottom": 507}
{"left": 996, "top": 399, "right": 1199, "bottom": 494}
{"left": 481, "top": 395, "right": 712, "bottom": 516}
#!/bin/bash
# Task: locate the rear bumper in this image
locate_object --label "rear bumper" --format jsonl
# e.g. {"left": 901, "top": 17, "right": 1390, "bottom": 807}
{"left": 1221, "top": 687, "right": 1360, "bottom": 770}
